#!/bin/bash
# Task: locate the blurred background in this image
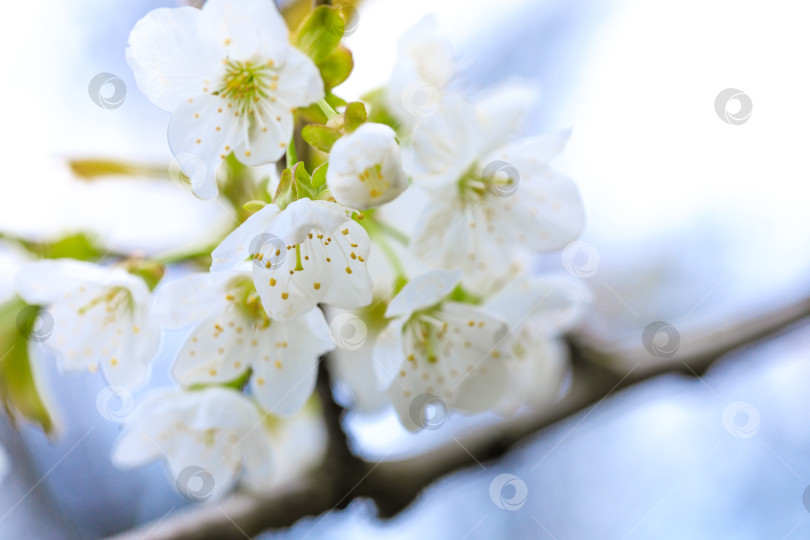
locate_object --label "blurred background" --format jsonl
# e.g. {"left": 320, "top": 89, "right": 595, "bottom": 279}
{"left": 1, "top": 0, "right": 810, "bottom": 538}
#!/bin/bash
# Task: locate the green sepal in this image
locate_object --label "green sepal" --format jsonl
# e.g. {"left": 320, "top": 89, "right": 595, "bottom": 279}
{"left": 243, "top": 200, "right": 268, "bottom": 216}
{"left": 312, "top": 162, "right": 328, "bottom": 191}
{"left": 273, "top": 167, "right": 298, "bottom": 211}
{"left": 302, "top": 124, "right": 342, "bottom": 153}
{"left": 344, "top": 101, "right": 368, "bottom": 132}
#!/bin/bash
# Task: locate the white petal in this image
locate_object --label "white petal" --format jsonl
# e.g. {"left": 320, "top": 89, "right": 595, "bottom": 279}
{"left": 171, "top": 310, "right": 251, "bottom": 387}
{"left": 211, "top": 204, "right": 281, "bottom": 271}
{"left": 473, "top": 80, "right": 538, "bottom": 155}
{"left": 385, "top": 15, "right": 455, "bottom": 126}
{"left": 199, "top": 0, "right": 290, "bottom": 60}
{"left": 485, "top": 274, "right": 592, "bottom": 334}
{"left": 496, "top": 334, "right": 568, "bottom": 415}
{"left": 385, "top": 269, "right": 461, "bottom": 318}
{"left": 326, "top": 123, "right": 409, "bottom": 210}
{"left": 372, "top": 317, "right": 406, "bottom": 390}
{"left": 126, "top": 7, "right": 222, "bottom": 111}
{"left": 249, "top": 309, "right": 333, "bottom": 415}
{"left": 402, "top": 96, "right": 477, "bottom": 188}
{"left": 156, "top": 271, "right": 235, "bottom": 328}
{"left": 386, "top": 303, "right": 508, "bottom": 431}
{"left": 253, "top": 201, "right": 372, "bottom": 320}
{"left": 271, "top": 46, "right": 325, "bottom": 108}
{"left": 168, "top": 93, "right": 246, "bottom": 199}
{"left": 232, "top": 100, "right": 291, "bottom": 166}
{"left": 16, "top": 259, "right": 149, "bottom": 306}
{"left": 484, "top": 131, "right": 572, "bottom": 171}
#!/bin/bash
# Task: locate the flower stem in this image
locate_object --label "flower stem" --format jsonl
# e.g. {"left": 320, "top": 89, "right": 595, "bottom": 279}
{"left": 374, "top": 233, "right": 407, "bottom": 294}
{"left": 287, "top": 134, "right": 298, "bottom": 166}
{"left": 316, "top": 99, "right": 339, "bottom": 121}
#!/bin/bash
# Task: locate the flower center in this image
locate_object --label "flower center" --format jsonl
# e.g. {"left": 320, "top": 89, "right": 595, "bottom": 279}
{"left": 227, "top": 276, "right": 271, "bottom": 329}
{"left": 216, "top": 60, "right": 277, "bottom": 114}
{"left": 357, "top": 163, "right": 390, "bottom": 199}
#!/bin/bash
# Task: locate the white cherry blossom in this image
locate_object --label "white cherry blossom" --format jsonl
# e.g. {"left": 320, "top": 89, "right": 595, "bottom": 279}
{"left": 386, "top": 15, "right": 456, "bottom": 126}
{"left": 157, "top": 270, "right": 334, "bottom": 415}
{"left": 326, "top": 123, "right": 408, "bottom": 210}
{"left": 211, "top": 198, "right": 372, "bottom": 321}
{"left": 373, "top": 270, "right": 510, "bottom": 431}
{"left": 112, "top": 387, "right": 276, "bottom": 501}
{"left": 16, "top": 260, "right": 158, "bottom": 389}
{"left": 484, "top": 274, "right": 592, "bottom": 414}
{"left": 405, "top": 96, "right": 585, "bottom": 290}
{"left": 127, "top": 0, "right": 324, "bottom": 199}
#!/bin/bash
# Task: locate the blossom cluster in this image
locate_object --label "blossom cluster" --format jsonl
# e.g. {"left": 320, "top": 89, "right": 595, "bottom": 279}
{"left": 9, "top": 0, "right": 589, "bottom": 501}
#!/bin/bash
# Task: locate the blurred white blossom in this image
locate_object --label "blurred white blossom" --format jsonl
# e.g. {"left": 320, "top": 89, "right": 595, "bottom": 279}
{"left": 16, "top": 260, "right": 158, "bottom": 389}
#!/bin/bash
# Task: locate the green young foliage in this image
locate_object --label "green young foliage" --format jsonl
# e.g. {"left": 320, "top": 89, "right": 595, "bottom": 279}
{"left": 343, "top": 101, "right": 368, "bottom": 132}
{"left": 0, "top": 297, "right": 56, "bottom": 435}
{"left": 302, "top": 124, "right": 342, "bottom": 153}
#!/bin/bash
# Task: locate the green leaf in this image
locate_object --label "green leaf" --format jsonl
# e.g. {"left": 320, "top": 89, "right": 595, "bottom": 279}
{"left": 318, "top": 45, "right": 353, "bottom": 90}
{"left": 302, "top": 124, "right": 342, "bottom": 153}
{"left": 0, "top": 297, "right": 56, "bottom": 435}
{"left": 293, "top": 6, "right": 348, "bottom": 63}
{"left": 344, "top": 101, "right": 368, "bottom": 132}
{"left": 312, "top": 162, "right": 328, "bottom": 191}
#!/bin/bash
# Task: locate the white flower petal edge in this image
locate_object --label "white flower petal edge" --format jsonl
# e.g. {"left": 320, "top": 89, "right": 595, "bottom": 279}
{"left": 326, "top": 123, "right": 409, "bottom": 210}
{"left": 127, "top": 0, "right": 324, "bottom": 199}
{"left": 16, "top": 260, "right": 158, "bottom": 390}
{"left": 373, "top": 271, "right": 509, "bottom": 431}
{"left": 385, "top": 269, "right": 461, "bottom": 319}
{"left": 112, "top": 387, "right": 274, "bottom": 501}
{"left": 157, "top": 270, "right": 334, "bottom": 415}
{"left": 473, "top": 80, "right": 538, "bottom": 155}
{"left": 213, "top": 198, "right": 372, "bottom": 321}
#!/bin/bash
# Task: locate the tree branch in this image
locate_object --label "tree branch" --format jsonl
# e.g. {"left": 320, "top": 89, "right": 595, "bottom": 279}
{"left": 108, "top": 292, "right": 810, "bottom": 540}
